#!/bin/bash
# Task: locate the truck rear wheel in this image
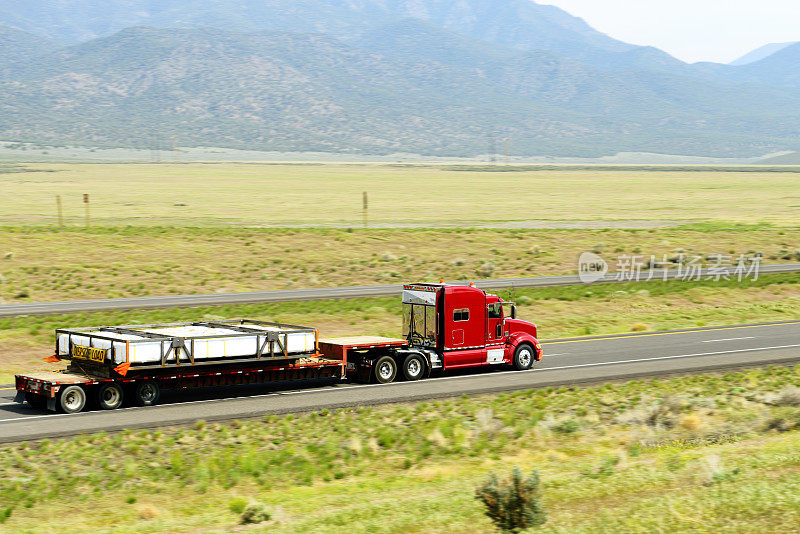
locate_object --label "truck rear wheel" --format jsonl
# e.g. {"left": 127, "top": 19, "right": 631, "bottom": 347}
{"left": 59, "top": 385, "right": 87, "bottom": 414}
{"left": 98, "top": 382, "right": 124, "bottom": 410}
{"left": 134, "top": 380, "right": 161, "bottom": 406}
{"left": 402, "top": 354, "right": 425, "bottom": 381}
{"left": 513, "top": 343, "right": 535, "bottom": 371}
{"left": 374, "top": 356, "right": 397, "bottom": 384}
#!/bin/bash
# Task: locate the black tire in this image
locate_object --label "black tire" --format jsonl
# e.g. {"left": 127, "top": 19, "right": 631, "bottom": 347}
{"left": 25, "top": 392, "right": 47, "bottom": 410}
{"left": 401, "top": 354, "right": 425, "bottom": 381}
{"left": 373, "top": 355, "right": 398, "bottom": 384}
{"left": 59, "top": 385, "right": 87, "bottom": 414}
{"left": 513, "top": 343, "right": 535, "bottom": 371}
{"left": 134, "top": 380, "right": 161, "bottom": 407}
{"left": 98, "top": 382, "right": 124, "bottom": 410}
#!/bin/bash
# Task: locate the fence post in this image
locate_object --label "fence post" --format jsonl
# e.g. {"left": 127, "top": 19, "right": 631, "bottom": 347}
{"left": 56, "top": 195, "right": 63, "bottom": 227}
{"left": 83, "top": 193, "right": 90, "bottom": 228}
{"left": 362, "top": 191, "right": 368, "bottom": 229}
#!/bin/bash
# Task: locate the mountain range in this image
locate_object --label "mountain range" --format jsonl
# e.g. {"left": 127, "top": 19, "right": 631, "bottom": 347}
{"left": 0, "top": 0, "right": 798, "bottom": 158}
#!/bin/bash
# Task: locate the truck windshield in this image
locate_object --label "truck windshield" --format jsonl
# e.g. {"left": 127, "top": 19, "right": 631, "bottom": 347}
{"left": 402, "top": 303, "right": 436, "bottom": 345}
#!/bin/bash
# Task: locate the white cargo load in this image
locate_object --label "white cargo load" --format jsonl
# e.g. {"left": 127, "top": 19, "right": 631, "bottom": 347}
{"left": 56, "top": 320, "right": 317, "bottom": 367}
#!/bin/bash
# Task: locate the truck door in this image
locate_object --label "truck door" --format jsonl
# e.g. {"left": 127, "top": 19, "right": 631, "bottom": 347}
{"left": 486, "top": 302, "right": 504, "bottom": 358}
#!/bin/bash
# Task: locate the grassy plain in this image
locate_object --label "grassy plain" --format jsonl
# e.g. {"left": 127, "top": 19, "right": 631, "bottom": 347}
{"left": 3, "top": 273, "right": 799, "bottom": 384}
{"left": 2, "top": 164, "right": 800, "bottom": 531}
{"left": 1, "top": 225, "right": 799, "bottom": 302}
{"left": 3, "top": 163, "right": 800, "bottom": 226}
{"left": 4, "top": 366, "right": 800, "bottom": 532}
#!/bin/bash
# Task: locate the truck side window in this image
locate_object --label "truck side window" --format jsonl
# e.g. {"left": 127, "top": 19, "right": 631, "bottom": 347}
{"left": 488, "top": 304, "right": 502, "bottom": 319}
{"left": 453, "top": 309, "right": 469, "bottom": 322}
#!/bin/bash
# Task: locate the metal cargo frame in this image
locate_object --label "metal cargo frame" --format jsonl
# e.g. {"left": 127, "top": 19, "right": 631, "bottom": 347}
{"left": 55, "top": 319, "right": 320, "bottom": 371}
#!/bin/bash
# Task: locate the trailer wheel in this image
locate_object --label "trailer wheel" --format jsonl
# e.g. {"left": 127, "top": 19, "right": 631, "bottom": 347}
{"left": 513, "top": 343, "right": 535, "bottom": 371}
{"left": 59, "top": 385, "right": 87, "bottom": 414}
{"left": 98, "top": 382, "right": 124, "bottom": 410}
{"left": 134, "top": 380, "right": 161, "bottom": 407}
{"left": 402, "top": 354, "right": 425, "bottom": 381}
{"left": 25, "top": 392, "right": 47, "bottom": 410}
{"left": 374, "top": 356, "right": 398, "bottom": 384}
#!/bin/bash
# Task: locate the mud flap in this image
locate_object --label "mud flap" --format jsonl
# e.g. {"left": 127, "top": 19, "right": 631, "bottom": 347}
{"left": 13, "top": 390, "right": 24, "bottom": 404}
{"left": 533, "top": 341, "right": 543, "bottom": 361}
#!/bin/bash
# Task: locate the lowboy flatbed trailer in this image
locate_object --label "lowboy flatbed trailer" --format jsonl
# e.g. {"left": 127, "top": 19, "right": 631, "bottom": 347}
{"left": 15, "top": 356, "right": 347, "bottom": 413}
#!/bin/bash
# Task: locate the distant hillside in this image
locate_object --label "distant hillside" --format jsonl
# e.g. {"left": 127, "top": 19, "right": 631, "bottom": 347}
{"left": 1, "top": 26, "right": 800, "bottom": 158}
{"left": 756, "top": 151, "right": 800, "bottom": 165}
{"left": 0, "top": 0, "right": 686, "bottom": 71}
{"left": 731, "top": 43, "right": 800, "bottom": 87}
{"left": 0, "top": 0, "right": 391, "bottom": 43}
{"left": 730, "top": 42, "right": 798, "bottom": 66}
{"left": 0, "top": 24, "right": 57, "bottom": 65}
{"left": 0, "top": 2, "right": 800, "bottom": 157}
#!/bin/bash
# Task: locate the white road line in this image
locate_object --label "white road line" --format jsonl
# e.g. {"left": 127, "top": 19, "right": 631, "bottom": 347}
{"left": 700, "top": 337, "right": 756, "bottom": 343}
{"left": 2, "top": 342, "right": 800, "bottom": 425}
{"left": 539, "top": 343, "right": 800, "bottom": 372}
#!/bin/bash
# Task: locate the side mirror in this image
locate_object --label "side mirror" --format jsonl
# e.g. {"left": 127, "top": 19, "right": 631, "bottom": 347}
{"left": 510, "top": 305, "right": 517, "bottom": 319}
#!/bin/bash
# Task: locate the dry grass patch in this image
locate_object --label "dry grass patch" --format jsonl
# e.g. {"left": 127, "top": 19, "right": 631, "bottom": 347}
{"left": 1, "top": 225, "right": 799, "bottom": 302}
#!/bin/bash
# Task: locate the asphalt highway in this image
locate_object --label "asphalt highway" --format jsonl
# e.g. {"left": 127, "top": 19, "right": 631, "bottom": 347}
{"left": 1, "top": 320, "right": 798, "bottom": 443}
{"left": 1, "top": 263, "right": 798, "bottom": 317}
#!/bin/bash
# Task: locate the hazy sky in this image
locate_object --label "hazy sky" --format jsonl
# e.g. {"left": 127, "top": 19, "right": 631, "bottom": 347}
{"left": 542, "top": 0, "right": 800, "bottom": 63}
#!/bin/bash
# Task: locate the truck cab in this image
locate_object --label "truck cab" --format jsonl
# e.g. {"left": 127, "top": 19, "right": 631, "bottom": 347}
{"left": 401, "top": 283, "right": 542, "bottom": 372}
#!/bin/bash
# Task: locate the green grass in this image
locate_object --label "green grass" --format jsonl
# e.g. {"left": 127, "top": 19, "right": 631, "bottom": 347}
{"left": 2, "top": 163, "right": 800, "bottom": 226}
{"left": 4, "top": 366, "right": 800, "bottom": 532}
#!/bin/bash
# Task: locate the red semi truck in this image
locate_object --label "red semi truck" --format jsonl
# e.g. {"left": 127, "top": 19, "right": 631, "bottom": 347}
{"left": 15, "top": 282, "right": 542, "bottom": 413}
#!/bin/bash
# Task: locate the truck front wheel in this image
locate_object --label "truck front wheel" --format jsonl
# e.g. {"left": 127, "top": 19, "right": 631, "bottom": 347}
{"left": 373, "top": 356, "right": 398, "bottom": 384}
{"left": 59, "top": 385, "right": 87, "bottom": 414}
{"left": 513, "top": 343, "right": 535, "bottom": 371}
{"left": 134, "top": 380, "right": 161, "bottom": 406}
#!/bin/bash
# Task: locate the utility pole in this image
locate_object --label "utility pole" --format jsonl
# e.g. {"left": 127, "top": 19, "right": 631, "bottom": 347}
{"left": 56, "top": 195, "right": 63, "bottom": 227}
{"left": 362, "top": 191, "right": 368, "bottom": 229}
{"left": 83, "top": 193, "right": 90, "bottom": 228}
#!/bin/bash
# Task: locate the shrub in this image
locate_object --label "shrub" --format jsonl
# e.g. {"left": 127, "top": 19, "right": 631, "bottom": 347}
{"left": 0, "top": 507, "right": 12, "bottom": 523}
{"left": 475, "top": 467, "right": 546, "bottom": 532}
{"left": 553, "top": 418, "right": 579, "bottom": 434}
{"left": 229, "top": 497, "right": 248, "bottom": 514}
{"left": 240, "top": 501, "right": 272, "bottom": 524}
{"left": 678, "top": 414, "right": 704, "bottom": 431}
{"left": 773, "top": 387, "right": 800, "bottom": 407}
{"left": 476, "top": 262, "right": 496, "bottom": 278}
{"left": 138, "top": 504, "right": 160, "bottom": 520}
